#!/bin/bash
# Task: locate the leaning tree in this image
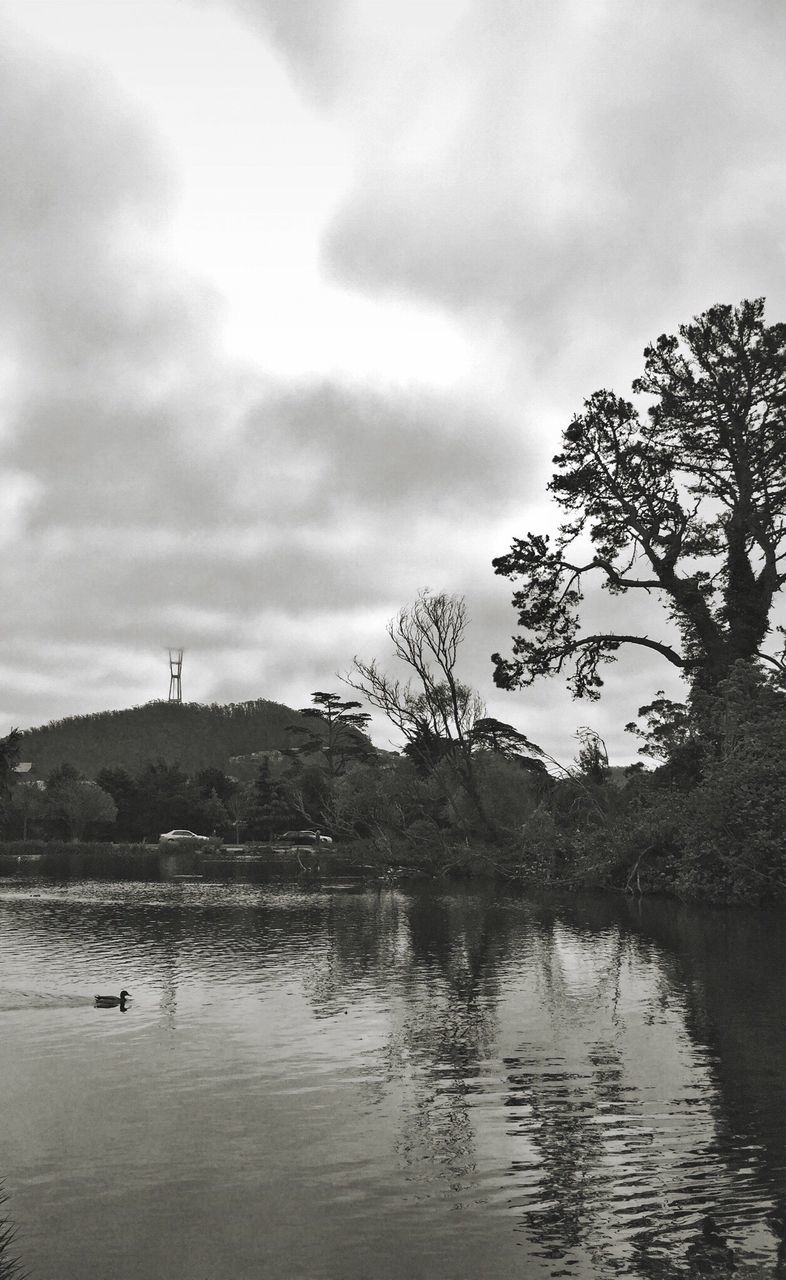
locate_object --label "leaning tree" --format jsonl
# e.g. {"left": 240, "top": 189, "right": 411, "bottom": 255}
{"left": 493, "top": 298, "right": 786, "bottom": 698}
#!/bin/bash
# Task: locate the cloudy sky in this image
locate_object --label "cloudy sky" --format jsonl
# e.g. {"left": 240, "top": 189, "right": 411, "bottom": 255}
{"left": 0, "top": 0, "right": 784, "bottom": 764}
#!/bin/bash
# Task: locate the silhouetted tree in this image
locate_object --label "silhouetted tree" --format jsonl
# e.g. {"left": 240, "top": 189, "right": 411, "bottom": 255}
{"left": 574, "top": 728, "right": 610, "bottom": 785}
{"left": 469, "top": 717, "right": 547, "bottom": 772}
{"left": 494, "top": 299, "right": 786, "bottom": 698}
{"left": 348, "top": 591, "right": 497, "bottom": 835}
{"left": 285, "top": 692, "right": 373, "bottom": 777}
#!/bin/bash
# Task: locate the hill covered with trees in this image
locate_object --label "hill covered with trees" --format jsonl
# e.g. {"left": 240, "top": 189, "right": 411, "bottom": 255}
{"left": 16, "top": 699, "right": 320, "bottom": 779}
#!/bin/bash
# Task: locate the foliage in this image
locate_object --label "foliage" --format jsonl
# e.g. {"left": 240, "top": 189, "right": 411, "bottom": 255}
{"left": 95, "top": 762, "right": 242, "bottom": 842}
{"left": 673, "top": 663, "right": 786, "bottom": 901}
{"left": 285, "top": 691, "right": 373, "bottom": 776}
{"left": 468, "top": 717, "right": 547, "bottom": 771}
{"left": 16, "top": 698, "right": 319, "bottom": 779}
{"left": 8, "top": 781, "right": 46, "bottom": 840}
{"left": 573, "top": 727, "right": 610, "bottom": 784}
{"left": 348, "top": 590, "right": 542, "bottom": 840}
{"left": 245, "top": 760, "right": 303, "bottom": 841}
{"left": 45, "top": 765, "right": 118, "bottom": 841}
{"left": 0, "top": 729, "right": 21, "bottom": 833}
{"left": 349, "top": 592, "right": 484, "bottom": 752}
{"left": 0, "top": 730, "right": 21, "bottom": 795}
{"left": 493, "top": 299, "right": 786, "bottom": 698}
{"left": 447, "top": 754, "right": 546, "bottom": 839}
{"left": 224, "top": 783, "right": 253, "bottom": 842}
{"left": 498, "top": 663, "right": 786, "bottom": 903}
{"left": 625, "top": 693, "right": 693, "bottom": 762}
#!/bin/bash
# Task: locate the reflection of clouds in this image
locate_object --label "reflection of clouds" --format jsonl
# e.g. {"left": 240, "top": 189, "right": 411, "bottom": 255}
{"left": 551, "top": 923, "right": 624, "bottom": 1002}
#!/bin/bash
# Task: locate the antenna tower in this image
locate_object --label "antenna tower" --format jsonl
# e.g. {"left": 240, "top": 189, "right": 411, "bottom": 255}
{"left": 168, "top": 649, "right": 184, "bottom": 704}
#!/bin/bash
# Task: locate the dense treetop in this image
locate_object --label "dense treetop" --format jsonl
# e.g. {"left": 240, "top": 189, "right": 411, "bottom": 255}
{"left": 493, "top": 299, "right": 786, "bottom": 697}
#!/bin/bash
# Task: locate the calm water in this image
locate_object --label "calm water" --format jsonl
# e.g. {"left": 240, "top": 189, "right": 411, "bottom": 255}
{"left": 1, "top": 871, "right": 785, "bottom": 1279}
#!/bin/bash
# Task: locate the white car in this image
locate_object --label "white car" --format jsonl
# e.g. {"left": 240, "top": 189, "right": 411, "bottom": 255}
{"left": 159, "top": 829, "right": 210, "bottom": 843}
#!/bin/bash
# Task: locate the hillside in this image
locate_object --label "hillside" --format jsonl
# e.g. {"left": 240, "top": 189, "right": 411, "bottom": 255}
{"left": 17, "top": 699, "right": 320, "bottom": 779}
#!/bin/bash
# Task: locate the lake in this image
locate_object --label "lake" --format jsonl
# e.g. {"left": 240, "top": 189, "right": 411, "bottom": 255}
{"left": 1, "top": 869, "right": 785, "bottom": 1278}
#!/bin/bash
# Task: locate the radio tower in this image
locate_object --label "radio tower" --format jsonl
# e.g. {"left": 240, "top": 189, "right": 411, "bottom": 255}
{"left": 168, "top": 649, "right": 184, "bottom": 704}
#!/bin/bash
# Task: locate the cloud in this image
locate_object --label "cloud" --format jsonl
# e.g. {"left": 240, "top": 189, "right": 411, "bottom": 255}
{"left": 238, "top": 380, "right": 529, "bottom": 521}
{"left": 0, "top": 41, "right": 223, "bottom": 521}
{"left": 0, "top": 27, "right": 531, "bottom": 737}
{"left": 4, "top": 0, "right": 784, "bottom": 766}
{"left": 315, "top": 0, "right": 786, "bottom": 374}
{"left": 229, "top": 0, "right": 786, "bottom": 758}
{"left": 229, "top": 0, "right": 353, "bottom": 104}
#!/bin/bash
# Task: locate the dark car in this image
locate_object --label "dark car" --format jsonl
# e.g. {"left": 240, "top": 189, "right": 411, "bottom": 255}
{"left": 276, "top": 830, "right": 333, "bottom": 845}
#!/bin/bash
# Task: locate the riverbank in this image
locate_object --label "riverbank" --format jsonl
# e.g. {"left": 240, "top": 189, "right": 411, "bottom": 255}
{"left": 0, "top": 837, "right": 515, "bottom": 890}
{"left": 0, "top": 834, "right": 779, "bottom": 905}
{"left": 0, "top": 839, "right": 389, "bottom": 883}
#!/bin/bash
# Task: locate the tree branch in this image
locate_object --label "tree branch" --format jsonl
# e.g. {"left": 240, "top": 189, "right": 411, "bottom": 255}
{"left": 566, "top": 633, "right": 688, "bottom": 667}
{"left": 563, "top": 556, "right": 661, "bottom": 590}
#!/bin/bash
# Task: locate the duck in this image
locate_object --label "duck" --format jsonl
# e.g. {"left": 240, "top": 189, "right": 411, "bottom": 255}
{"left": 686, "top": 1216, "right": 735, "bottom": 1275}
{"left": 94, "top": 990, "right": 130, "bottom": 1008}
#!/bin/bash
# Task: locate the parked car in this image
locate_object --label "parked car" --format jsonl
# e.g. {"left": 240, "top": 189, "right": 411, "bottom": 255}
{"left": 159, "top": 829, "right": 210, "bottom": 843}
{"left": 277, "top": 830, "right": 333, "bottom": 845}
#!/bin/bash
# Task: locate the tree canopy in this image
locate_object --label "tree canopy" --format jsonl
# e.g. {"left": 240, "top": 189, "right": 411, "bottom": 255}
{"left": 16, "top": 698, "right": 317, "bottom": 778}
{"left": 285, "top": 692, "right": 373, "bottom": 776}
{"left": 0, "top": 729, "right": 21, "bottom": 797}
{"left": 493, "top": 298, "right": 786, "bottom": 697}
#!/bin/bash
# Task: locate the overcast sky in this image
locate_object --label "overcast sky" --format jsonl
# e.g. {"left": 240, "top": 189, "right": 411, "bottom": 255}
{"left": 0, "top": 0, "right": 784, "bottom": 764}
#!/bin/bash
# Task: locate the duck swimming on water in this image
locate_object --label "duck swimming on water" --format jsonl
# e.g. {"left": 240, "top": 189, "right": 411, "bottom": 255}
{"left": 94, "top": 990, "right": 130, "bottom": 1008}
{"left": 686, "top": 1216, "right": 735, "bottom": 1275}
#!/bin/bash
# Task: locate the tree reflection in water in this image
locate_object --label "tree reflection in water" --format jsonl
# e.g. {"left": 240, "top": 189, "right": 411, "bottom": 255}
{"left": 216, "top": 887, "right": 786, "bottom": 1271}
{"left": 625, "top": 898, "right": 786, "bottom": 1276}
{"left": 4, "top": 879, "right": 786, "bottom": 1276}
{"left": 302, "top": 888, "right": 510, "bottom": 1204}
{"left": 0, "top": 1183, "right": 27, "bottom": 1280}
{"left": 291, "top": 884, "right": 786, "bottom": 1270}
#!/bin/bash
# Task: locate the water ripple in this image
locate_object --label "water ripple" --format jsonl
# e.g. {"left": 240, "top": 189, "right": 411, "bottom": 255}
{"left": 0, "top": 880, "right": 785, "bottom": 1277}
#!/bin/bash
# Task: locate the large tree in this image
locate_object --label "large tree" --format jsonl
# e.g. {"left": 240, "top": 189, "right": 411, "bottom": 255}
{"left": 493, "top": 299, "right": 786, "bottom": 698}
